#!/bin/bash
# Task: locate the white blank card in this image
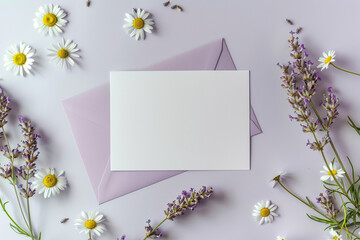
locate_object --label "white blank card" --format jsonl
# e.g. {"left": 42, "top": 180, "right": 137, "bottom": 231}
{"left": 110, "top": 71, "right": 249, "bottom": 171}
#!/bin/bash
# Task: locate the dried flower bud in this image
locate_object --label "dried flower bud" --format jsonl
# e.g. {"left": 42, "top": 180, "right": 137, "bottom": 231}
{"left": 163, "top": 1, "right": 170, "bottom": 7}
{"left": 60, "top": 218, "right": 69, "bottom": 223}
{"left": 285, "top": 19, "right": 293, "bottom": 25}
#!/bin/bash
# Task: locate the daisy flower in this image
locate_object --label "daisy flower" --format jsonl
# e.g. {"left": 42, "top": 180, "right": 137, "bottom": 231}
{"left": 123, "top": 8, "right": 154, "bottom": 40}
{"left": 276, "top": 236, "right": 286, "bottom": 240}
{"left": 270, "top": 171, "right": 287, "bottom": 188}
{"left": 252, "top": 200, "right": 278, "bottom": 225}
{"left": 317, "top": 50, "right": 335, "bottom": 71}
{"left": 33, "top": 168, "right": 67, "bottom": 198}
{"left": 33, "top": 4, "right": 67, "bottom": 37}
{"left": 328, "top": 228, "right": 342, "bottom": 240}
{"left": 320, "top": 163, "right": 345, "bottom": 182}
{"left": 3, "top": 42, "right": 35, "bottom": 77}
{"left": 48, "top": 38, "right": 80, "bottom": 69}
{"left": 75, "top": 211, "right": 106, "bottom": 238}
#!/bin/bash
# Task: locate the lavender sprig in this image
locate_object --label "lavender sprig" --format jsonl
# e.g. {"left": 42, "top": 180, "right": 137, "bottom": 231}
{"left": 0, "top": 88, "right": 11, "bottom": 128}
{"left": 316, "top": 191, "right": 338, "bottom": 219}
{"left": 144, "top": 219, "right": 162, "bottom": 239}
{"left": 120, "top": 186, "right": 215, "bottom": 240}
{"left": 0, "top": 88, "right": 41, "bottom": 240}
{"left": 164, "top": 186, "right": 213, "bottom": 221}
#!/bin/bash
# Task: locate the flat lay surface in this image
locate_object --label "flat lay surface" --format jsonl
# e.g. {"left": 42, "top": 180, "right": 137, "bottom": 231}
{"left": 1, "top": 0, "right": 360, "bottom": 239}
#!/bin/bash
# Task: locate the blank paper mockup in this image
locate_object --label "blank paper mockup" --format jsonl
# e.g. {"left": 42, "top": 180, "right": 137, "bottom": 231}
{"left": 110, "top": 71, "right": 249, "bottom": 171}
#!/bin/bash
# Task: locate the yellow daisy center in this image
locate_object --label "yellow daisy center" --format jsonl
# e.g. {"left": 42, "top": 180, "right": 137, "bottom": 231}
{"left": 85, "top": 220, "right": 97, "bottom": 229}
{"left": 325, "top": 56, "right": 332, "bottom": 64}
{"left": 43, "top": 13, "right": 58, "bottom": 27}
{"left": 333, "top": 237, "right": 338, "bottom": 240}
{"left": 57, "top": 49, "right": 69, "bottom": 59}
{"left": 260, "top": 208, "right": 270, "bottom": 217}
{"left": 133, "top": 18, "right": 144, "bottom": 29}
{"left": 43, "top": 174, "right": 58, "bottom": 188}
{"left": 13, "top": 53, "right": 27, "bottom": 66}
{"left": 328, "top": 170, "right": 338, "bottom": 175}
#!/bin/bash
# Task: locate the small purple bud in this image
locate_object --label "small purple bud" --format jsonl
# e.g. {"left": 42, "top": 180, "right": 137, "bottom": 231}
{"left": 289, "top": 30, "right": 295, "bottom": 35}
{"left": 328, "top": 87, "right": 333, "bottom": 93}
{"left": 18, "top": 115, "right": 24, "bottom": 123}
{"left": 304, "top": 98, "right": 309, "bottom": 103}
{"left": 307, "top": 60, "right": 313, "bottom": 65}
{"left": 146, "top": 219, "right": 151, "bottom": 224}
{"left": 300, "top": 44, "right": 305, "bottom": 50}
{"left": 304, "top": 52, "right": 309, "bottom": 57}
{"left": 121, "top": 235, "right": 126, "bottom": 240}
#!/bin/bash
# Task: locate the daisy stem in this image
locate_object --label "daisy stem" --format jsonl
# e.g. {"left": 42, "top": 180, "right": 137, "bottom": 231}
{"left": 301, "top": 114, "right": 356, "bottom": 207}
{"left": 311, "top": 130, "right": 357, "bottom": 207}
{"left": 309, "top": 101, "right": 352, "bottom": 185}
{"left": 1, "top": 126, "right": 30, "bottom": 230}
{"left": 88, "top": 231, "right": 92, "bottom": 240}
{"left": 143, "top": 218, "right": 167, "bottom": 240}
{"left": 277, "top": 180, "right": 330, "bottom": 220}
{"left": 330, "top": 63, "right": 360, "bottom": 76}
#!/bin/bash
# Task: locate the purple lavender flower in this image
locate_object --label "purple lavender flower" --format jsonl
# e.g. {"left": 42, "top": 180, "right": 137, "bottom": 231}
{"left": 0, "top": 88, "right": 11, "bottom": 128}
{"left": 18, "top": 184, "right": 36, "bottom": 198}
{"left": 0, "top": 164, "right": 12, "bottom": 179}
{"left": 164, "top": 186, "right": 213, "bottom": 221}
{"left": 278, "top": 31, "right": 335, "bottom": 148}
{"left": 316, "top": 191, "right": 338, "bottom": 219}
{"left": 145, "top": 219, "right": 163, "bottom": 239}
{"left": 321, "top": 88, "right": 339, "bottom": 130}
{"left": 19, "top": 117, "right": 40, "bottom": 170}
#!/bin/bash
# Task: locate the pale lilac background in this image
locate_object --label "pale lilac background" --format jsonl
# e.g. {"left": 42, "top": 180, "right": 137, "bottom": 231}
{"left": 0, "top": 0, "right": 360, "bottom": 239}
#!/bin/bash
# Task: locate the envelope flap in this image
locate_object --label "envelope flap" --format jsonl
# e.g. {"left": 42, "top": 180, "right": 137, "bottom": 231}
{"left": 98, "top": 159, "right": 183, "bottom": 204}
{"left": 144, "top": 39, "right": 224, "bottom": 71}
{"left": 63, "top": 84, "right": 110, "bottom": 128}
{"left": 216, "top": 39, "right": 262, "bottom": 135}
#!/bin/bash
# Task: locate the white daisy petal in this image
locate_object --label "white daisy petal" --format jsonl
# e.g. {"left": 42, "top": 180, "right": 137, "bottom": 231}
{"left": 124, "top": 9, "right": 154, "bottom": 40}
{"left": 320, "top": 162, "right": 344, "bottom": 182}
{"left": 317, "top": 50, "right": 336, "bottom": 71}
{"left": 253, "top": 200, "right": 278, "bottom": 225}
{"left": 75, "top": 211, "right": 106, "bottom": 237}
{"left": 33, "top": 168, "right": 67, "bottom": 198}
{"left": 3, "top": 42, "right": 35, "bottom": 77}
{"left": 47, "top": 39, "right": 80, "bottom": 69}
{"left": 33, "top": 4, "right": 67, "bottom": 37}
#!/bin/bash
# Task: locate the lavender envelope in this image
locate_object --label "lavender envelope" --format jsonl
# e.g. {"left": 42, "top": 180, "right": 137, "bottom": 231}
{"left": 62, "top": 38, "right": 262, "bottom": 204}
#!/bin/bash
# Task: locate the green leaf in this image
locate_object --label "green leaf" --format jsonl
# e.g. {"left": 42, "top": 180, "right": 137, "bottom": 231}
{"left": 347, "top": 156, "right": 356, "bottom": 182}
{"left": 348, "top": 116, "right": 360, "bottom": 136}
{"left": 306, "top": 214, "right": 334, "bottom": 224}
